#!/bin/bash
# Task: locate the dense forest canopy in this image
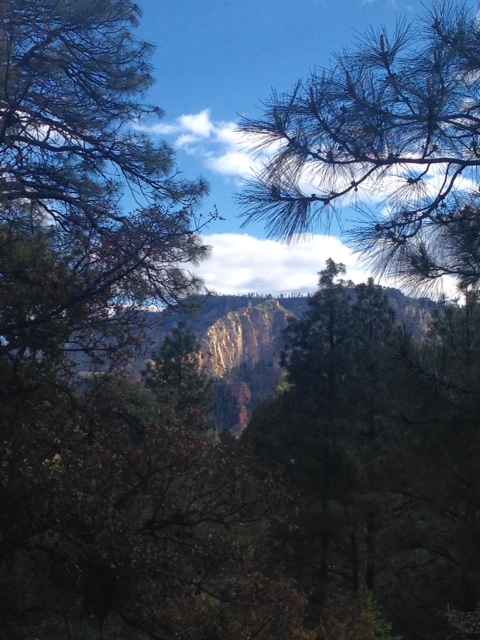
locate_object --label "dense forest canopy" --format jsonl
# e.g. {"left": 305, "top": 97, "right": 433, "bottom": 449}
{"left": 244, "top": 260, "right": 480, "bottom": 640}
{"left": 2, "top": 0, "right": 480, "bottom": 639}
{"left": 0, "top": 1, "right": 313, "bottom": 638}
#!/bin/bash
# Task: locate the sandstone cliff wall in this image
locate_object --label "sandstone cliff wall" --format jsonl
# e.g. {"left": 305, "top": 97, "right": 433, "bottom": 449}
{"left": 200, "top": 299, "right": 291, "bottom": 378}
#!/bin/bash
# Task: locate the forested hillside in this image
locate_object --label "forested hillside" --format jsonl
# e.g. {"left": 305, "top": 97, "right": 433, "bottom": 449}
{"left": 0, "top": 1, "right": 314, "bottom": 637}
{"left": 3, "top": 1, "right": 480, "bottom": 639}
{"left": 133, "top": 288, "right": 436, "bottom": 432}
{"left": 232, "top": 0, "right": 480, "bottom": 633}
{"left": 243, "top": 260, "right": 480, "bottom": 640}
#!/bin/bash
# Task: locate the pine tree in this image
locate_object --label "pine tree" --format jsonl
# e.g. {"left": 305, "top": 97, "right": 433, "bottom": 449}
{"left": 238, "top": 2, "right": 480, "bottom": 290}
{"left": 245, "top": 262, "right": 400, "bottom": 610}
{"left": 143, "top": 321, "right": 214, "bottom": 432}
{"left": 377, "top": 290, "right": 480, "bottom": 639}
{"left": 0, "top": 0, "right": 211, "bottom": 380}
{"left": 348, "top": 279, "right": 399, "bottom": 592}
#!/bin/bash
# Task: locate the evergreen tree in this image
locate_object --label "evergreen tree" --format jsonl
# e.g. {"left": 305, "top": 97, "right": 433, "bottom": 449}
{"left": 0, "top": 0, "right": 211, "bottom": 379}
{"left": 348, "top": 279, "right": 399, "bottom": 593}
{"left": 376, "top": 290, "right": 480, "bottom": 639}
{"left": 281, "top": 259, "right": 354, "bottom": 414}
{"left": 143, "top": 321, "right": 214, "bottom": 432}
{"left": 245, "top": 262, "right": 400, "bottom": 613}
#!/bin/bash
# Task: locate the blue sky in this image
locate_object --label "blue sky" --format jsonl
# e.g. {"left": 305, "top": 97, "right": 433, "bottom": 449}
{"left": 135, "top": 0, "right": 431, "bottom": 295}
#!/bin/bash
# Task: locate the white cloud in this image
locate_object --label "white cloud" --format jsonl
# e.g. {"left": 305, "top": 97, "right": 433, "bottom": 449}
{"left": 193, "top": 232, "right": 458, "bottom": 299}
{"left": 215, "top": 126, "right": 244, "bottom": 147}
{"left": 195, "top": 233, "right": 372, "bottom": 295}
{"left": 147, "top": 121, "right": 182, "bottom": 136}
{"left": 176, "top": 134, "right": 203, "bottom": 150}
{"left": 146, "top": 109, "right": 214, "bottom": 138}
{"left": 142, "top": 110, "right": 454, "bottom": 209}
{"left": 180, "top": 111, "right": 215, "bottom": 137}
{"left": 137, "top": 110, "right": 263, "bottom": 179}
{"left": 205, "top": 150, "right": 256, "bottom": 176}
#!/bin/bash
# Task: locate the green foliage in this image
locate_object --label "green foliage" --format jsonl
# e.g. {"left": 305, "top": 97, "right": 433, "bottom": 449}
{"left": 0, "top": 372, "right": 311, "bottom": 639}
{"left": 247, "top": 272, "right": 480, "bottom": 640}
{"left": 0, "top": 2, "right": 316, "bottom": 638}
{"left": 143, "top": 321, "right": 214, "bottom": 432}
{"left": 316, "top": 590, "right": 401, "bottom": 640}
{"left": 375, "top": 290, "right": 480, "bottom": 639}
{"left": 245, "top": 261, "right": 400, "bottom": 610}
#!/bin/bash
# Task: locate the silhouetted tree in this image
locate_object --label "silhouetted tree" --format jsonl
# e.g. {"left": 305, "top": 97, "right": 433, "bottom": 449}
{"left": 143, "top": 322, "right": 214, "bottom": 432}
{"left": 245, "top": 262, "right": 400, "bottom": 614}
{"left": 238, "top": 2, "right": 480, "bottom": 290}
{"left": 0, "top": 0, "right": 212, "bottom": 380}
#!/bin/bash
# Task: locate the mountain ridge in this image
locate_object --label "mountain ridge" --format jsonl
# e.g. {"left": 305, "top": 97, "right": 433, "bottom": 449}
{"left": 138, "top": 289, "right": 437, "bottom": 432}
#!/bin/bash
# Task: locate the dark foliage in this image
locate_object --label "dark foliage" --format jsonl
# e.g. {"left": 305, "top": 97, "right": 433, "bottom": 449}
{"left": 238, "top": 1, "right": 480, "bottom": 291}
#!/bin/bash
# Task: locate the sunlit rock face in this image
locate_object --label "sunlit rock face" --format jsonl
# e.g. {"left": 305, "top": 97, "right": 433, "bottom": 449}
{"left": 195, "top": 292, "right": 436, "bottom": 433}
{"left": 199, "top": 299, "right": 292, "bottom": 434}
{"left": 201, "top": 299, "right": 291, "bottom": 378}
{"left": 199, "top": 292, "right": 435, "bottom": 380}
{"left": 130, "top": 291, "right": 436, "bottom": 432}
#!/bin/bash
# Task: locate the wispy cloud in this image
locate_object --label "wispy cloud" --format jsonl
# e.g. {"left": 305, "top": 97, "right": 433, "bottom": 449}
{"left": 140, "top": 110, "right": 479, "bottom": 219}
{"left": 138, "top": 110, "right": 260, "bottom": 180}
{"left": 147, "top": 110, "right": 214, "bottom": 139}
{"left": 140, "top": 109, "right": 409, "bottom": 205}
